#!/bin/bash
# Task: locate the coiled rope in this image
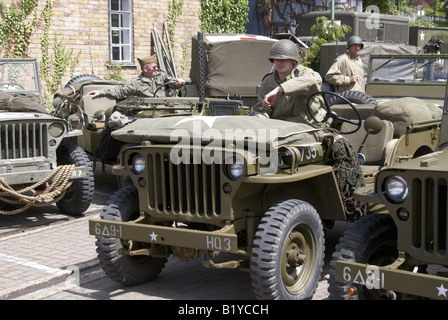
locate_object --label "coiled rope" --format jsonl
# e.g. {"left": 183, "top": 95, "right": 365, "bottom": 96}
{"left": 0, "top": 164, "right": 75, "bottom": 215}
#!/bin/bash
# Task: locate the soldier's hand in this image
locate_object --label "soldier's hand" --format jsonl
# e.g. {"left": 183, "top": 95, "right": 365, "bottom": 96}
{"left": 349, "top": 75, "right": 358, "bottom": 84}
{"left": 263, "top": 86, "right": 284, "bottom": 109}
{"left": 175, "top": 78, "right": 185, "bottom": 87}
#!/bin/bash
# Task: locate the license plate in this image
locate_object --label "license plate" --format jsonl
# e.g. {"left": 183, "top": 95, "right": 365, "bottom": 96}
{"left": 338, "top": 263, "right": 385, "bottom": 289}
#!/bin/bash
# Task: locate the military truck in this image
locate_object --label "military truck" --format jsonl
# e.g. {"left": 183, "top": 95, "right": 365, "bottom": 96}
{"left": 0, "top": 58, "right": 94, "bottom": 215}
{"left": 329, "top": 87, "right": 448, "bottom": 300}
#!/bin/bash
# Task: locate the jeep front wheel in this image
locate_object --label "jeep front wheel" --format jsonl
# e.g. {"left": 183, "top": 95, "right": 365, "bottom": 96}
{"left": 56, "top": 144, "right": 94, "bottom": 215}
{"left": 95, "top": 186, "right": 167, "bottom": 286}
{"left": 250, "top": 199, "right": 325, "bottom": 300}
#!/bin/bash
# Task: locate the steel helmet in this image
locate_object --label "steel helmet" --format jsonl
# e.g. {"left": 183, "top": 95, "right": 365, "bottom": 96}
{"left": 346, "top": 35, "right": 364, "bottom": 49}
{"left": 269, "top": 39, "right": 300, "bottom": 64}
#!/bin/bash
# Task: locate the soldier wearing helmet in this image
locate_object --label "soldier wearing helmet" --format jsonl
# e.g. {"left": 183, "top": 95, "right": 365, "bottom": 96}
{"left": 253, "top": 39, "right": 325, "bottom": 124}
{"left": 325, "top": 35, "right": 365, "bottom": 93}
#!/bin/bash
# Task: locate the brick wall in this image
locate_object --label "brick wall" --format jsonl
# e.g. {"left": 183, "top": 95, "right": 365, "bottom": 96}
{"left": 4, "top": 0, "right": 201, "bottom": 88}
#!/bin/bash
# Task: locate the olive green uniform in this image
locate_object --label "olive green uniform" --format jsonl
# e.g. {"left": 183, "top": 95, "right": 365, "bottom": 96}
{"left": 325, "top": 53, "right": 365, "bottom": 93}
{"left": 97, "top": 71, "right": 176, "bottom": 99}
{"left": 253, "top": 65, "right": 325, "bottom": 124}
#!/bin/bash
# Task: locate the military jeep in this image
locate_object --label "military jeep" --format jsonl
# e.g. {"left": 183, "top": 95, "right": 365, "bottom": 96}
{"left": 0, "top": 58, "right": 94, "bottom": 215}
{"left": 329, "top": 85, "right": 448, "bottom": 300}
{"left": 85, "top": 79, "right": 445, "bottom": 300}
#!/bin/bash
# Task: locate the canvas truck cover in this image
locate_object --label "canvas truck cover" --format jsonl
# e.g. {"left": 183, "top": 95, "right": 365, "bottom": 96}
{"left": 111, "top": 115, "right": 323, "bottom": 149}
{"left": 190, "top": 34, "right": 278, "bottom": 98}
{"left": 319, "top": 42, "right": 419, "bottom": 79}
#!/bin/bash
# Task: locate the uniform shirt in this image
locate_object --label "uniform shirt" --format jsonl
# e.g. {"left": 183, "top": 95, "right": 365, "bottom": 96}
{"left": 253, "top": 64, "right": 325, "bottom": 124}
{"left": 325, "top": 53, "right": 365, "bottom": 93}
{"left": 97, "top": 71, "right": 176, "bottom": 100}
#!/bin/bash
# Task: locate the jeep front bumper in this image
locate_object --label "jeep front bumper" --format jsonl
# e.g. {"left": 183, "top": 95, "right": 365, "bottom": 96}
{"left": 89, "top": 219, "right": 239, "bottom": 253}
{"left": 335, "top": 260, "right": 448, "bottom": 300}
{"left": 0, "top": 164, "right": 88, "bottom": 185}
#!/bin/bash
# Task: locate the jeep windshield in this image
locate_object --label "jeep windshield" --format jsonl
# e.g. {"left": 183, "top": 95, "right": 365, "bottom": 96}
{"left": 0, "top": 59, "right": 41, "bottom": 95}
{"left": 368, "top": 55, "right": 448, "bottom": 83}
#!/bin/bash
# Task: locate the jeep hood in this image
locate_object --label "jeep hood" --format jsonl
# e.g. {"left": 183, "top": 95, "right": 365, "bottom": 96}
{"left": 0, "top": 112, "right": 60, "bottom": 121}
{"left": 111, "top": 116, "right": 324, "bottom": 149}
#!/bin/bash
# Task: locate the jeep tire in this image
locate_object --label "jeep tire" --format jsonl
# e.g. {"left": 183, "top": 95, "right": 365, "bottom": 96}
{"left": 328, "top": 214, "right": 397, "bottom": 300}
{"left": 327, "top": 90, "right": 378, "bottom": 107}
{"left": 56, "top": 144, "right": 94, "bottom": 215}
{"left": 95, "top": 186, "right": 167, "bottom": 286}
{"left": 250, "top": 199, "right": 325, "bottom": 300}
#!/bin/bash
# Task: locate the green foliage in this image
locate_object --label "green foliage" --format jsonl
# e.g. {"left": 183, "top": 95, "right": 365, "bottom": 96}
{"left": 409, "top": 18, "right": 436, "bottom": 28}
{"left": 200, "top": 0, "right": 249, "bottom": 33}
{"left": 304, "top": 17, "right": 351, "bottom": 71}
{"left": 0, "top": 0, "right": 40, "bottom": 57}
{"left": 39, "top": 0, "right": 81, "bottom": 109}
{"left": 104, "top": 64, "right": 126, "bottom": 82}
{"left": 167, "top": 0, "right": 184, "bottom": 49}
{"left": 0, "top": 0, "right": 81, "bottom": 111}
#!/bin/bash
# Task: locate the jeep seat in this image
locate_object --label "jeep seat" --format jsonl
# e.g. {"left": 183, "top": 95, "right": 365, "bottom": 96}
{"left": 80, "top": 84, "right": 117, "bottom": 124}
{"left": 341, "top": 119, "right": 394, "bottom": 165}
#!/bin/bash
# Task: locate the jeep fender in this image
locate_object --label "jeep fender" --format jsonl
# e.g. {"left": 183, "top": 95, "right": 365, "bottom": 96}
{"left": 245, "top": 164, "right": 346, "bottom": 222}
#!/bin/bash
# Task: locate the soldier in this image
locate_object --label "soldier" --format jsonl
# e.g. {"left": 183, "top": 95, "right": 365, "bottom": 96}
{"left": 88, "top": 55, "right": 185, "bottom": 99}
{"left": 253, "top": 39, "right": 325, "bottom": 124}
{"left": 325, "top": 35, "right": 365, "bottom": 93}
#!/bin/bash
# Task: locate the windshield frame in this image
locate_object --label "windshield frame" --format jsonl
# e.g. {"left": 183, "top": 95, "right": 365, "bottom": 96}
{"left": 0, "top": 58, "right": 42, "bottom": 96}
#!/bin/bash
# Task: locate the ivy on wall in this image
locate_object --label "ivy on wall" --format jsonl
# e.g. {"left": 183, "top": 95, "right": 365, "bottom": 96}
{"left": 199, "top": 0, "right": 249, "bottom": 33}
{"left": 0, "top": 0, "right": 81, "bottom": 110}
{"left": 0, "top": 0, "right": 40, "bottom": 58}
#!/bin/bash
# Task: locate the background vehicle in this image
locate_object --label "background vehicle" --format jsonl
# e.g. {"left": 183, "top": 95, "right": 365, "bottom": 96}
{"left": 0, "top": 58, "right": 94, "bottom": 215}
{"left": 53, "top": 34, "right": 275, "bottom": 171}
{"left": 328, "top": 83, "right": 448, "bottom": 300}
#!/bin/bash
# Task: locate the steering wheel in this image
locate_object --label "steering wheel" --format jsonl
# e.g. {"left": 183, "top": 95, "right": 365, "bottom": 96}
{"left": 307, "top": 90, "right": 362, "bottom": 134}
{"left": 0, "top": 82, "right": 26, "bottom": 90}
{"left": 153, "top": 79, "right": 187, "bottom": 98}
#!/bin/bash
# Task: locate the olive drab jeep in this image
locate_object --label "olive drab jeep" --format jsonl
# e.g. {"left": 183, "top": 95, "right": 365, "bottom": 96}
{"left": 86, "top": 79, "right": 443, "bottom": 300}
{"left": 328, "top": 85, "right": 448, "bottom": 300}
{"left": 0, "top": 58, "right": 94, "bottom": 215}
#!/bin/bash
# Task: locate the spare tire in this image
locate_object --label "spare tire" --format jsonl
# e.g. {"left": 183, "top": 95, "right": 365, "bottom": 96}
{"left": 65, "top": 74, "right": 101, "bottom": 87}
{"left": 327, "top": 90, "right": 378, "bottom": 107}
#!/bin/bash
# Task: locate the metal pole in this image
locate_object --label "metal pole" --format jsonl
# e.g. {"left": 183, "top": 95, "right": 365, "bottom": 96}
{"left": 331, "top": 0, "right": 334, "bottom": 21}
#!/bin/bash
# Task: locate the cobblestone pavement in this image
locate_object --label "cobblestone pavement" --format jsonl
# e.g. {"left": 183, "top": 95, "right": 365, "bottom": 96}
{"left": 2, "top": 215, "right": 346, "bottom": 300}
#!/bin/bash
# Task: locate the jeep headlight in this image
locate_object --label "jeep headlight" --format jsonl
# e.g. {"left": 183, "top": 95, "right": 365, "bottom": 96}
{"left": 384, "top": 175, "right": 409, "bottom": 203}
{"left": 224, "top": 163, "right": 244, "bottom": 181}
{"left": 48, "top": 122, "right": 65, "bottom": 138}
{"left": 131, "top": 154, "right": 145, "bottom": 175}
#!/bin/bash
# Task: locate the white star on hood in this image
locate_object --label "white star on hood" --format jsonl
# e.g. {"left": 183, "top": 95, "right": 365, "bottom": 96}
{"left": 174, "top": 116, "right": 217, "bottom": 128}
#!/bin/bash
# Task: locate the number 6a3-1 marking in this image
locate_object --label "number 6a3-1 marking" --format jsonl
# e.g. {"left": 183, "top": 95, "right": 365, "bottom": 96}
{"left": 343, "top": 266, "right": 385, "bottom": 289}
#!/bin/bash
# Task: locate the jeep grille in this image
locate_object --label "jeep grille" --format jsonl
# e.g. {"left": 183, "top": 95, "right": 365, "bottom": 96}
{"left": 411, "top": 177, "right": 447, "bottom": 256}
{"left": 0, "top": 122, "right": 48, "bottom": 160}
{"left": 147, "top": 152, "right": 221, "bottom": 217}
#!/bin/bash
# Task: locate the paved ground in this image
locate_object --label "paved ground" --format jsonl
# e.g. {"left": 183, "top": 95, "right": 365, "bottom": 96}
{"left": 0, "top": 166, "right": 348, "bottom": 301}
